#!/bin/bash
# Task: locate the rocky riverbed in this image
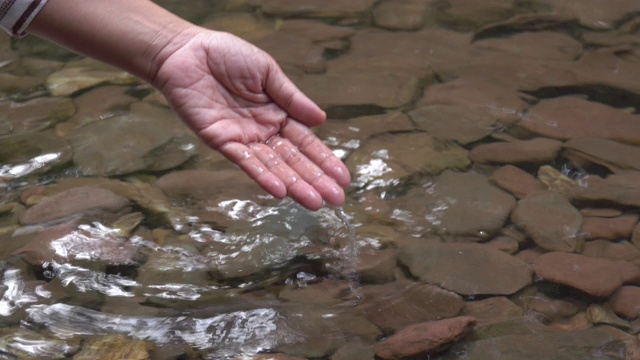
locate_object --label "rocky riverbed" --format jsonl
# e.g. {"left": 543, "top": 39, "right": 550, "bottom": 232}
{"left": 2, "top": 0, "right": 640, "bottom": 359}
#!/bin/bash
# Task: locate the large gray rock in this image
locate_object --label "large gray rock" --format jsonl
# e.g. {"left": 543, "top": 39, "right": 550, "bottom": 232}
{"left": 511, "top": 191, "right": 582, "bottom": 252}
{"left": 398, "top": 243, "right": 532, "bottom": 296}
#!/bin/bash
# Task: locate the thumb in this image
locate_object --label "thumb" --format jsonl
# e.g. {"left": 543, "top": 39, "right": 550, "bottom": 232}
{"left": 264, "top": 62, "right": 326, "bottom": 127}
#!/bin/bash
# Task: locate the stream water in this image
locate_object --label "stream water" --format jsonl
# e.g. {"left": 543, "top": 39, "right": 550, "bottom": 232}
{"left": 2, "top": 0, "right": 640, "bottom": 359}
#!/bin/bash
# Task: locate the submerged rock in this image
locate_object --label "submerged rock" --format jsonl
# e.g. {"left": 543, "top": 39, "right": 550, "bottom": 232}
{"left": 409, "top": 105, "right": 498, "bottom": 145}
{"left": 511, "top": 191, "right": 582, "bottom": 252}
{"left": 0, "top": 131, "right": 72, "bottom": 180}
{"left": 489, "top": 165, "right": 546, "bottom": 199}
{"left": 260, "top": 0, "right": 376, "bottom": 18}
{"left": 372, "top": 0, "right": 428, "bottom": 31}
{"left": 0, "top": 97, "right": 75, "bottom": 135}
{"left": 563, "top": 137, "right": 640, "bottom": 173}
{"left": 534, "top": 252, "right": 640, "bottom": 298}
{"left": 73, "top": 335, "right": 153, "bottom": 360}
{"left": 373, "top": 316, "right": 476, "bottom": 360}
{"left": 609, "top": 286, "right": 640, "bottom": 320}
{"left": 398, "top": 242, "right": 532, "bottom": 296}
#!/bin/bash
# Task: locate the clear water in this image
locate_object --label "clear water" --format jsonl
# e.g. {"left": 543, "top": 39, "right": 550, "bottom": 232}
{"left": 1, "top": 0, "right": 640, "bottom": 359}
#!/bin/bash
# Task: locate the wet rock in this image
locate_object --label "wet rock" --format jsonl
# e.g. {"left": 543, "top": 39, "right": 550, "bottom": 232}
{"left": 273, "top": 306, "right": 381, "bottom": 359}
{"left": 279, "top": 280, "right": 352, "bottom": 305}
{"left": 20, "top": 186, "right": 130, "bottom": 225}
{"left": 609, "top": 286, "right": 640, "bottom": 320}
{"left": 260, "top": 0, "right": 376, "bottom": 19}
{"left": 581, "top": 208, "right": 623, "bottom": 217}
{"left": 537, "top": 165, "right": 578, "bottom": 195}
{"left": 155, "top": 169, "right": 264, "bottom": 205}
{"left": 373, "top": 316, "right": 476, "bottom": 360}
{"left": 534, "top": 252, "right": 640, "bottom": 298}
{"left": 463, "top": 297, "right": 523, "bottom": 327}
{"left": 202, "top": 13, "right": 274, "bottom": 42}
{"left": 69, "top": 102, "right": 196, "bottom": 176}
{"left": 527, "top": 294, "right": 582, "bottom": 323}
{"left": 474, "top": 31, "right": 582, "bottom": 61}
{"left": 470, "top": 138, "right": 563, "bottom": 164}
{"left": 572, "top": 46, "right": 640, "bottom": 96}
{"left": 552, "top": 0, "right": 640, "bottom": 29}
{"left": 408, "top": 105, "right": 497, "bottom": 145}
{"left": 484, "top": 236, "right": 519, "bottom": 254}
{"left": 580, "top": 214, "right": 639, "bottom": 241}
{"left": 254, "top": 31, "right": 326, "bottom": 73}
{"left": 393, "top": 171, "right": 515, "bottom": 240}
{"left": 435, "top": 0, "right": 519, "bottom": 31}
{"left": 563, "top": 137, "right": 640, "bottom": 173}
{"left": 0, "top": 73, "right": 43, "bottom": 95}
{"left": 586, "top": 304, "right": 631, "bottom": 329}
{"left": 331, "top": 339, "right": 375, "bottom": 360}
{"left": 278, "top": 19, "right": 356, "bottom": 42}
{"left": 372, "top": 0, "right": 428, "bottom": 31}
{"left": 581, "top": 240, "right": 640, "bottom": 264}
{"left": 69, "top": 85, "right": 137, "bottom": 126}
{"left": 0, "top": 328, "right": 78, "bottom": 359}
{"left": 135, "top": 244, "right": 212, "bottom": 287}
{"left": 356, "top": 248, "right": 397, "bottom": 284}
{"left": 418, "top": 77, "right": 530, "bottom": 123}
{"left": 0, "top": 97, "right": 75, "bottom": 135}
{"left": 347, "top": 133, "right": 470, "bottom": 191}
{"left": 398, "top": 242, "right": 532, "bottom": 296}
{"left": 519, "top": 97, "right": 640, "bottom": 144}
{"left": 296, "top": 66, "right": 420, "bottom": 109}
{"left": 244, "top": 354, "right": 306, "bottom": 360}
{"left": 46, "top": 66, "right": 137, "bottom": 96}
{"left": 511, "top": 191, "right": 582, "bottom": 252}
{"left": 73, "top": 335, "right": 153, "bottom": 360}
{"left": 356, "top": 281, "right": 464, "bottom": 332}
{"left": 570, "top": 172, "right": 640, "bottom": 208}
{"left": 13, "top": 221, "right": 140, "bottom": 267}
{"left": 444, "top": 324, "right": 634, "bottom": 360}
{"left": 489, "top": 165, "right": 546, "bottom": 199}
{"left": 0, "top": 131, "right": 72, "bottom": 180}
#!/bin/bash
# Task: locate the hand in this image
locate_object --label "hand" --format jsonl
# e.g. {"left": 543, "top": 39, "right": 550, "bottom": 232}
{"left": 152, "top": 29, "right": 351, "bottom": 210}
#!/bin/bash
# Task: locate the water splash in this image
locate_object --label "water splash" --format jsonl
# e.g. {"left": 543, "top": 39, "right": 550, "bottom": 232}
{"left": 333, "top": 207, "right": 362, "bottom": 304}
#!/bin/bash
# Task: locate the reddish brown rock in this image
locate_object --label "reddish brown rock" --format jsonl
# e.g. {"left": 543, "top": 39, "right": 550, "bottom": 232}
{"left": 511, "top": 191, "right": 582, "bottom": 252}
{"left": 489, "top": 165, "right": 546, "bottom": 199}
{"left": 469, "top": 138, "right": 563, "bottom": 164}
{"left": 373, "top": 316, "right": 476, "bottom": 359}
{"left": 563, "top": 137, "right": 640, "bottom": 174}
{"left": 19, "top": 186, "right": 130, "bottom": 225}
{"left": 372, "top": 0, "right": 428, "bottom": 31}
{"left": 519, "top": 97, "right": 640, "bottom": 144}
{"left": 609, "top": 286, "right": 640, "bottom": 320}
{"left": 580, "top": 214, "right": 639, "bottom": 240}
{"left": 534, "top": 252, "right": 640, "bottom": 298}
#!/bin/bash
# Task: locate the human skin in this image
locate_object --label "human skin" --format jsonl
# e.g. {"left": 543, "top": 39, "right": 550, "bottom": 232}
{"left": 28, "top": 0, "right": 351, "bottom": 211}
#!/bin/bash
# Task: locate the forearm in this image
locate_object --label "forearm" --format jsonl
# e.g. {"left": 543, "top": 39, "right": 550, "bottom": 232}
{"left": 28, "top": 0, "right": 194, "bottom": 83}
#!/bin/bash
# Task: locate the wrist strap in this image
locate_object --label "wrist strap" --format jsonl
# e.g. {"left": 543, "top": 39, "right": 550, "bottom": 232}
{"left": 0, "top": 0, "right": 48, "bottom": 37}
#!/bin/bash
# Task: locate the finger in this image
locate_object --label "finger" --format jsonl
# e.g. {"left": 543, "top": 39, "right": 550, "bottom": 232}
{"left": 249, "top": 142, "right": 324, "bottom": 211}
{"left": 264, "top": 62, "right": 326, "bottom": 127}
{"left": 280, "top": 119, "right": 351, "bottom": 188}
{"left": 217, "top": 142, "right": 287, "bottom": 199}
{"left": 267, "top": 136, "right": 345, "bottom": 207}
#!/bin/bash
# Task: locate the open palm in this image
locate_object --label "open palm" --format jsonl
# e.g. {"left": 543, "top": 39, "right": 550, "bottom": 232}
{"left": 153, "top": 30, "right": 350, "bottom": 210}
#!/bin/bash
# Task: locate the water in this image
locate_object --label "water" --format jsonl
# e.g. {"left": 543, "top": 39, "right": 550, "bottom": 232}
{"left": 1, "top": 0, "right": 640, "bottom": 358}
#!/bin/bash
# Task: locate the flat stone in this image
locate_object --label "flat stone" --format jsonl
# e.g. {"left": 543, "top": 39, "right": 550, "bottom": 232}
{"left": 69, "top": 85, "right": 137, "bottom": 126}
{"left": 570, "top": 172, "right": 640, "bottom": 208}
{"left": 0, "top": 97, "right": 75, "bottom": 135}
{"left": 463, "top": 297, "right": 523, "bottom": 327}
{"left": 489, "top": 165, "right": 546, "bottom": 199}
{"left": 355, "top": 281, "right": 464, "bottom": 332}
{"left": 511, "top": 191, "right": 582, "bottom": 252}
{"left": 0, "top": 131, "right": 72, "bottom": 180}
{"left": 519, "top": 97, "right": 640, "bottom": 144}
{"left": 470, "top": 138, "right": 563, "bottom": 164}
{"left": 372, "top": 0, "right": 428, "bottom": 31}
{"left": 68, "top": 102, "right": 195, "bottom": 176}
{"left": 356, "top": 248, "right": 397, "bottom": 284}
{"left": 278, "top": 19, "right": 356, "bottom": 42}
{"left": 20, "top": 186, "right": 130, "bottom": 225}
{"left": 581, "top": 240, "right": 640, "bottom": 263}
{"left": 552, "top": 0, "right": 640, "bottom": 29}
{"left": 563, "top": 137, "right": 640, "bottom": 173}
{"left": 534, "top": 252, "right": 640, "bottom": 298}
{"left": 347, "top": 133, "right": 470, "bottom": 191}
{"left": 373, "top": 316, "right": 476, "bottom": 360}
{"left": 409, "top": 105, "right": 497, "bottom": 145}
{"left": 201, "top": 13, "right": 274, "bottom": 42}
{"left": 260, "top": 0, "right": 376, "bottom": 18}
{"left": 474, "top": 31, "right": 582, "bottom": 61}
{"left": 580, "top": 214, "right": 639, "bottom": 241}
{"left": 253, "top": 31, "right": 326, "bottom": 73}
{"left": 46, "top": 66, "right": 137, "bottom": 97}
{"left": 331, "top": 340, "right": 375, "bottom": 360}
{"left": 609, "top": 286, "right": 640, "bottom": 320}
{"left": 418, "top": 77, "right": 530, "bottom": 123}
{"left": 73, "top": 335, "right": 153, "bottom": 360}
{"left": 398, "top": 243, "right": 532, "bottom": 296}
{"left": 278, "top": 280, "right": 352, "bottom": 305}
{"left": 393, "top": 171, "right": 515, "bottom": 240}
{"left": 526, "top": 293, "right": 582, "bottom": 323}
